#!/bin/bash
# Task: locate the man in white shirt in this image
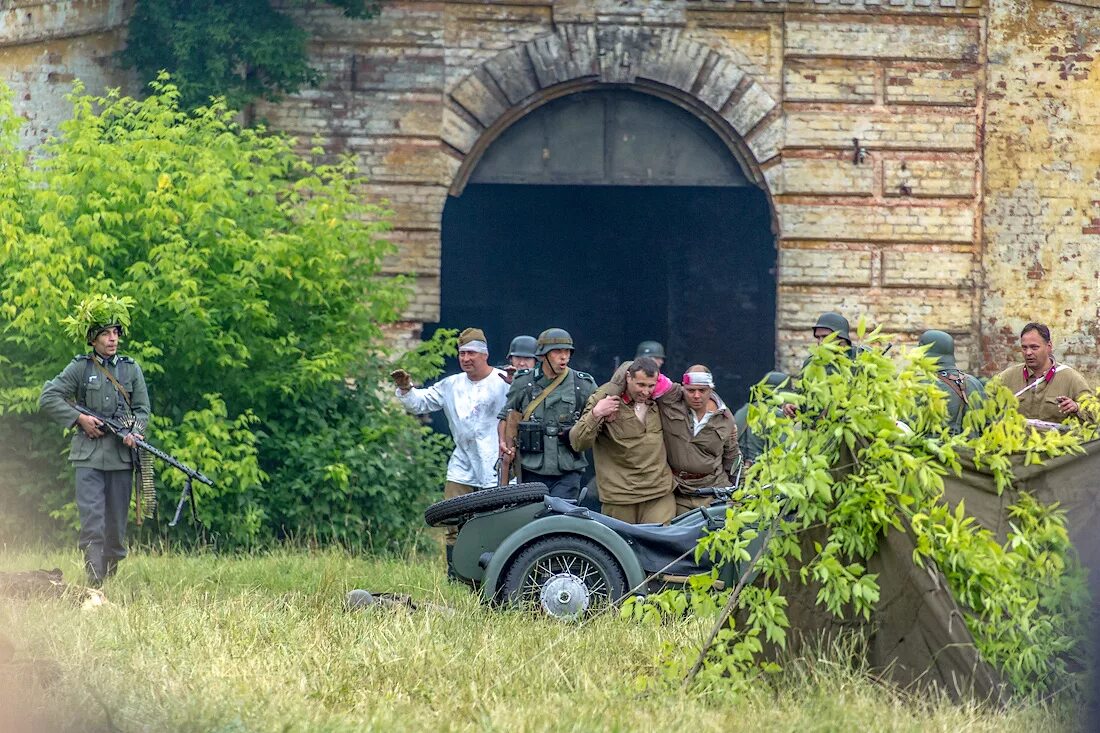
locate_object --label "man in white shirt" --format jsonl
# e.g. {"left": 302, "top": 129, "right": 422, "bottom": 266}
{"left": 390, "top": 327, "right": 509, "bottom": 576}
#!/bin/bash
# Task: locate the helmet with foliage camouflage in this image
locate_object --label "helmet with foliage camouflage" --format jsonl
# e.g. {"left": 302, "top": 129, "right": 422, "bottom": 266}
{"left": 508, "top": 335, "right": 537, "bottom": 359}
{"left": 535, "top": 328, "right": 574, "bottom": 356}
{"left": 62, "top": 294, "right": 135, "bottom": 345}
{"left": 812, "top": 312, "right": 851, "bottom": 343}
{"left": 918, "top": 329, "right": 957, "bottom": 370}
{"left": 634, "top": 340, "right": 666, "bottom": 360}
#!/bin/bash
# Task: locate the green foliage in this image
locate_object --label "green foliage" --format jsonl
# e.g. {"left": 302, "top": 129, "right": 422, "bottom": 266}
{"left": 60, "top": 294, "right": 135, "bottom": 343}
{"left": 0, "top": 78, "right": 449, "bottom": 548}
{"left": 626, "top": 324, "right": 1094, "bottom": 699}
{"left": 121, "top": 0, "right": 378, "bottom": 111}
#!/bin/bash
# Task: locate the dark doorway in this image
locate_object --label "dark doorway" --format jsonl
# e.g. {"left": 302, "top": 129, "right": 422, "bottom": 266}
{"left": 433, "top": 183, "right": 776, "bottom": 407}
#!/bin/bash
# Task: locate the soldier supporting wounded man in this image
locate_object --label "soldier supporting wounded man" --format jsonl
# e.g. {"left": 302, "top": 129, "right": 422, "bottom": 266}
{"left": 569, "top": 356, "right": 677, "bottom": 524}
{"left": 497, "top": 328, "right": 597, "bottom": 500}
{"left": 603, "top": 362, "right": 740, "bottom": 515}
{"left": 39, "top": 296, "right": 151, "bottom": 587}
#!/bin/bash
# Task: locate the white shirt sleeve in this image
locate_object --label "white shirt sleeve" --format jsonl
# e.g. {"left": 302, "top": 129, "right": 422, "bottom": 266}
{"left": 396, "top": 379, "right": 448, "bottom": 414}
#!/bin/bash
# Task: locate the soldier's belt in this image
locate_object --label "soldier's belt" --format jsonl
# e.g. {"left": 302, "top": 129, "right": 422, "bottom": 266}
{"left": 673, "top": 470, "right": 710, "bottom": 481}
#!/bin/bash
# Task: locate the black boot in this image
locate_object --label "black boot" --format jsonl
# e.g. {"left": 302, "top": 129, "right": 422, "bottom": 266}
{"left": 446, "top": 545, "right": 460, "bottom": 583}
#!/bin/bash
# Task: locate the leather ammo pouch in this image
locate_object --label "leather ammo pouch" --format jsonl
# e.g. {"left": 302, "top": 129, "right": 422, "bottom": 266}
{"left": 518, "top": 420, "right": 544, "bottom": 454}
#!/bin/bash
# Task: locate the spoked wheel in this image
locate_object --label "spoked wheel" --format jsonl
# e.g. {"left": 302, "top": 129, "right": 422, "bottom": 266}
{"left": 500, "top": 536, "right": 627, "bottom": 620}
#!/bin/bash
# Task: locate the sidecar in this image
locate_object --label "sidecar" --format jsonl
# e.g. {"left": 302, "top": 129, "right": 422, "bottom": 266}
{"left": 423, "top": 482, "right": 751, "bottom": 619}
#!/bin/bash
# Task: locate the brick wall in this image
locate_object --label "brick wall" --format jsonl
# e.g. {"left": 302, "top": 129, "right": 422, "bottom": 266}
{"left": 0, "top": 0, "right": 135, "bottom": 148}
{"left": 981, "top": 0, "right": 1100, "bottom": 382}
{"left": 4, "top": 0, "right": 1098, "bottom": 381}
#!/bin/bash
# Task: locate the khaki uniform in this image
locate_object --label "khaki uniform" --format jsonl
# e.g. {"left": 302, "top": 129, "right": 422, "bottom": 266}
{"left": 569, "top": 387, "right": 674, "bottom": 524}
{"left": 658, "top": 384, "right": 739, "bottom": 514}
{"left": 992, "top": 362, "right": 1093, "bottom": 424}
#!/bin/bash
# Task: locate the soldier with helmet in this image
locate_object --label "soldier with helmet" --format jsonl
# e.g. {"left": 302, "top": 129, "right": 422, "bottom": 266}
{"left": 505, "top": 335, "right": 537, "bottom": 372}
{"left": 634, "top": 340, "right": 666, "bottom": 370}
{"left": 918, "top": 330, "right": 985, "bottom": 434}
{"left": 734, "top": 370, "right": 790, "bottom": 463}
{"left": 39, "top": 295, "right": 151, "bottom": 587}
{"left": 497, "top": 328, "right": 597, "bottom": 500}
{"left": 783, "top": 311, "right": 856, "bottom": 417}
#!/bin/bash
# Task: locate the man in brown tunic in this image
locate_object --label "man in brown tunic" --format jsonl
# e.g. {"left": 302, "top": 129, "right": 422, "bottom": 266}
{"left": 662, "top": 365, "right": 740, "bottom": 513}
{"left": 601, "top": 363, "right": 739, "bottom": 514}
{"left": 991, "top": 322, "right": 1094, "bottom": 425}
{"left": 569, "top": 357, "right": 676, "bottom": 524}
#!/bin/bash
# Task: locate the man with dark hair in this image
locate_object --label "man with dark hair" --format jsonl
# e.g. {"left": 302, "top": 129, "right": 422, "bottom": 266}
{"left": 39, "top": 295, "right": 151, "bottom": 587}
{"left": 991, "top": 322, "right": 1092, "bottom": 424}
{"left": 569, "top": 356, "right": 676, "bottom": 524}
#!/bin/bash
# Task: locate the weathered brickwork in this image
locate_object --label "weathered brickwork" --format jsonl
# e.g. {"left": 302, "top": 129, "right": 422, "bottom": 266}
{"left": 981, "top": 0, "right": 1100, "bottom": 380}
{"left": 3, "top": 0, "right": 1097, "bottom": 380}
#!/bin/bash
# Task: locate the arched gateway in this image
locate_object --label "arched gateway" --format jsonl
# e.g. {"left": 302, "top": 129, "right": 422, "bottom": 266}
{"left": 437, "top": 25, "right": 785, "bottom": 402}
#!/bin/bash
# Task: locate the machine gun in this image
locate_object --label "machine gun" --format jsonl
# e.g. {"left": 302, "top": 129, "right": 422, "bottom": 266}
{"left": 68, "top": 403, "right": 214, "bottom": 526}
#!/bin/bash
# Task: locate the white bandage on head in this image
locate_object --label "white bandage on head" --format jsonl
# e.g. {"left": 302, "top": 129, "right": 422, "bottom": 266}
{"left": 683, "top": 371, "right": 714, "bottom": 388}
{"left": 458, "top": 340, "right": 489, "bottom": 354}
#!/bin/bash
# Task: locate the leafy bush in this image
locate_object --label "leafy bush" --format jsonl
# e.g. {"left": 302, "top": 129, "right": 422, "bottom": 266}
{"left": 121, "top": 0, "right": 378, "bottom": 111}
{"left": 625, "top": 324, "right": 1096, "bottom": 699}
{"left": 0, "top": 78, "right": 449, "bottom": 548}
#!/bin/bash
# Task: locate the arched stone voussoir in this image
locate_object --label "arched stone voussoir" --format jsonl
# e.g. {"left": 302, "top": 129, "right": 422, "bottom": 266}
{"left": 449, "top": 70, "right": 510, "bottom": 129}
{"left": 723, "top": 82, "right": 778, "bottom": 138}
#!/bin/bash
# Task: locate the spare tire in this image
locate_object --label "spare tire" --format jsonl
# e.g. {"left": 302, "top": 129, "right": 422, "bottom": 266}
{"left": 423, "top": 482, "right": 549, "bottom": 527}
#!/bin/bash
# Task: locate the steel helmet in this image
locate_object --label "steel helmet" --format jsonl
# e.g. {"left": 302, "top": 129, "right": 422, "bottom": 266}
{"left": 918, "top": 330, "right": 957, "bottom": 370}
{"left": 634, "top": 340, "right": 666, "bottom": 360}
{"left": 535, "top": 328, "right": 574, "bottom": 356}
{"left": 507, "top": 335, "right": 537, "bottom": 359}
{"left": 812, "top": 312, "right": 852, "bottom": 343}
{"left": 762, "top": 371, "right": 790, "bottom": 388}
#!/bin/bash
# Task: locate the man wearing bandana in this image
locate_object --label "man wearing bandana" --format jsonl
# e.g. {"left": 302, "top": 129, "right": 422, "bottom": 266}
{"left": 391, "top": 327, "right": 509, "bottom": 575}
{"left": 991, "top": 322, "right": 1093, "bottom": 425}
{"left": 602, "top": 363, "right": 740, "bottom": 515}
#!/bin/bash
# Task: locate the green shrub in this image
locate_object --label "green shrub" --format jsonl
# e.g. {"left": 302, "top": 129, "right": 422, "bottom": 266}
{"left": 0, "top": 77, "right": 449, "bottom": 548}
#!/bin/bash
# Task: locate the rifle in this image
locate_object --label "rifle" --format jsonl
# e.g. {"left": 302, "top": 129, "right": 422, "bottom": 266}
{"left": 499, "top": 409, "right": 522, "bottom": 485}
{"left": 68, "top": 403, "right": 214, "bottom": 527}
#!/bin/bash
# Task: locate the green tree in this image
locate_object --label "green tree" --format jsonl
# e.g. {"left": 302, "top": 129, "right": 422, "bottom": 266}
{"left": 625, "top": 326, "right": 1096, "bottom": 699}
{"left": 0, "top": 77, "right": 448, "bottom": 548}
{"left": 120, "top": 0, "right": 378, "bottom": 111}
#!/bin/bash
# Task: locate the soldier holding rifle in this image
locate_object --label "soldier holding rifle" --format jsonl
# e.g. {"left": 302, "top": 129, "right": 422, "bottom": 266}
{"left": 39, "top": 296, "right": 151, "bottom": 587}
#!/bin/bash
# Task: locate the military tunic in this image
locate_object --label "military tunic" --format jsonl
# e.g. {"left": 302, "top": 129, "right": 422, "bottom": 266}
{"left": 40, "top": 354, "right": 151, "bottom": 469}
{"left": 931, "top": 368, "right": 985, "bottom": 434}
{"left": 992, "top": 362, "right": 1093, "bottom": 424}
{"left": 569, "top": 385, "right": 675, "bottom": 522}
{"left": 498, "top": 367, "right": 596, "bottom": 476}
{"left": 39, "top": 352, "right": 151, "bottom": 583}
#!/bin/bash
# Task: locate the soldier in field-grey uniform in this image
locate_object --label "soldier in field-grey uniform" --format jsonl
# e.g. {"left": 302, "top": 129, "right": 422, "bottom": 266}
{"left": 39, "top": 297, "right": 151, "bottom": 586}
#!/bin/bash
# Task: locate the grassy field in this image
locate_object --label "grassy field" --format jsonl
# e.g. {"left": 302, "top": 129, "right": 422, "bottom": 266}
{"left": 0, "top": 547, "right": 1078, "bottom": 733}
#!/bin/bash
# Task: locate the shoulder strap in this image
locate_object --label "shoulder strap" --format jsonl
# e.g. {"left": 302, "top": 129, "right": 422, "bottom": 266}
{"left": 92, "top": 358, "right": 132, "bottom": 409}
{"left": 522, "top": 367, "right": 570, "bottom": 421}
{"left": 936, "top": 372, "right": 969, "bottom": 407}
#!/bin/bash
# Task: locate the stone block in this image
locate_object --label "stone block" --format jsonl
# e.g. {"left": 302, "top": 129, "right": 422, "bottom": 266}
{"left": 883, "top": 157, "right": 976, "bottom": 197}
{"left": 779, "top": 246, "right": 874, "bottom": 285}
{"left": 885, "top": 63, "right": 978, "bottom": 105}
{"left": 776, "top": 202, "right": 976, "bottom": 242}
{"left": 777, "top": 155, "right": 875, "bottom": 195}
{"left": 882, "top": 248, "right": 975, "bottom": 287}
{"left": 784, "top": 60, "right": 877, "bottom": 103}
{"left": 785, "top": 17, "right": 979, "bottom": 61}
{"left": 786, "top": 108, "right": 977, "bottom": 150}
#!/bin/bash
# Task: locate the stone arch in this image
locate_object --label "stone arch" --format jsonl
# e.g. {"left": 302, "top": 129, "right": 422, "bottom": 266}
{"left": 440, "top": 24, "right": 784, "bottom": 207}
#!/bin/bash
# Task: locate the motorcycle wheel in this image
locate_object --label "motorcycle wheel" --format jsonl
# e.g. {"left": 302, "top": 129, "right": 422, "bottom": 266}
{"left": 499, "top": 535, "right": 627, "bottom": 620}
{"left": 423, "top": 482, "right": 549, "bottom": 527}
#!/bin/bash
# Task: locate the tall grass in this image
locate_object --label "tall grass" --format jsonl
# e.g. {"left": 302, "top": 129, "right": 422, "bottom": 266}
{"left": 0, "top": 548, "right": 1075, "bottom": 732}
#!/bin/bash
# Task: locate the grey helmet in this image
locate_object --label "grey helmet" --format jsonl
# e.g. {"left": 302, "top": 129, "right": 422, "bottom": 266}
{"left": 763, "top": 371, "right": 790, "bottom": 388}
{"left": 507, "top": 335, "right": 537, "bottom": 359}
{"left": 918, "top": 330, "right": 957, "bottom": 370}
{"left": 535, "top": 328, "right": 575, "bottom": 356}
{"left": 812, "top": 312, "right": 852, "bottom": 344}
{"left": 634, "top": 340, "right": 666, "bottom": 360}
